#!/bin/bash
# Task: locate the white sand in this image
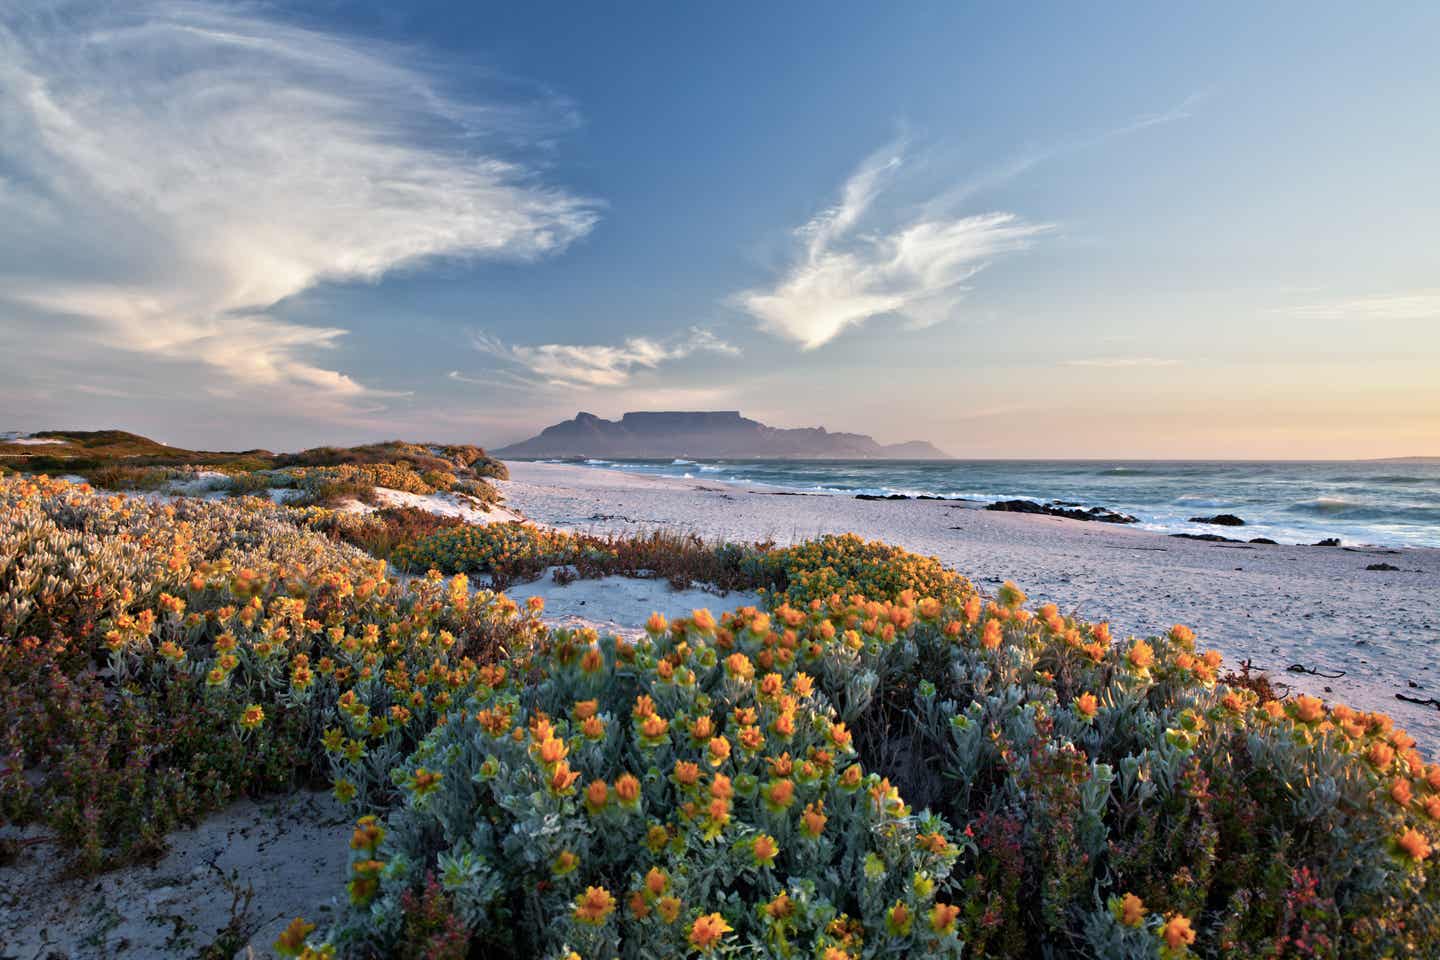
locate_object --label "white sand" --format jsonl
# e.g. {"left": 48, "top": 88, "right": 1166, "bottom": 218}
{"left": 501, "top": 570, "right": 762, "bottom": 638}
{"left": 371, "top": 487, "right": 526, "bottom": 524}
{"left": 498, "top": 461, "right": 1440, "bottom": 751}
{"left": 0, "top": 791, "right": 349, "bottom": 959}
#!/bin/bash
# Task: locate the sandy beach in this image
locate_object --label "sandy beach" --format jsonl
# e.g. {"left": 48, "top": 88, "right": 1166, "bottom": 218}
{"left": 499, "top": 460, "right": 1440, "bottom": 749}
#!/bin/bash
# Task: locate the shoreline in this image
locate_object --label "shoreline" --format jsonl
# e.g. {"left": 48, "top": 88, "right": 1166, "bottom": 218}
{"left": 505, "top": 456, "right": 1440, "bottom": 550}
{"left": 498, "top": 459, "right": 1440, "bottom": 749}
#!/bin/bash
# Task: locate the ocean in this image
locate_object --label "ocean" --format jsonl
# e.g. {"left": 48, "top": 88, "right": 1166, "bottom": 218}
{"left": 527, "top": 457, "right": 1440, "bottom": 549}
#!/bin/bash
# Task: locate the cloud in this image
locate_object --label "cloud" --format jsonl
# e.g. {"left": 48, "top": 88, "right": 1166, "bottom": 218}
{"left": 735, "top": 143, "right": 1051, "bottom": 349}
{"left": 1276, "top": 293, "right": 1440, "bottom": 322}
{"left": 0, "top": 0, "right": 598, "bottom": 409}
{"left": 1062, "top": 357, "right": 1179, "bottom": 368}
{"left": 467, "top": 328, "right": 739, "bottom": 387}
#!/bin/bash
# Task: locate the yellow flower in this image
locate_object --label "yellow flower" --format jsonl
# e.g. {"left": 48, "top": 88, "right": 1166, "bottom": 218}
{"left": 688, "top": 912, "right": 732, "bottom": 951}
{"left": 573, "top": 885, "right": 616, "bottom": 925}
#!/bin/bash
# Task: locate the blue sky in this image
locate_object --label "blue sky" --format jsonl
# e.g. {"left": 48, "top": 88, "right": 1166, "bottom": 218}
{"left": 2, "top": 1, "right": 1437, "bottom": 457}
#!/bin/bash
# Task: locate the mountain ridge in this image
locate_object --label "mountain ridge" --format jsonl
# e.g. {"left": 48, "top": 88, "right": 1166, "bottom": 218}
{"left": 492, "top": 411, "right": 951, "bottom": 460}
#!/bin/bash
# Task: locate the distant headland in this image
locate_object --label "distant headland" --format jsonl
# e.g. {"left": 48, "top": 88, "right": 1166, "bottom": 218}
{"left": 492, "top": 411, "right": 951, "bottom": 460}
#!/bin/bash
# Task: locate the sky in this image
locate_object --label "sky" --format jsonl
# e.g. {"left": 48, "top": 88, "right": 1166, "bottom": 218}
{"left": 1, "top": 1, "right": 1438, "bottom": 459}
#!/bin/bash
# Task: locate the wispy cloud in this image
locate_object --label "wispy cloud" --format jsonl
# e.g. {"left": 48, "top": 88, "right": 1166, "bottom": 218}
{"left": 0, "top": 1, "right": 598, "bottom": 409}
{"left": 1276, "top": 293, "right": 1440, "bottom": 322}
{"left": 467, "top": 328, "right": 739, "bottom": 387}
{"left": 1062, "top": 357, "right": 1179, "bottom": 368}
{"left": 735, "top": 142, "right": 1051, "bottom": 349}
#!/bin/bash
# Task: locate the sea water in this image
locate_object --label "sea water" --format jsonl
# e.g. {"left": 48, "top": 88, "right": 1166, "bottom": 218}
{"left": 529, "top": 457, "right": 1440, "bottom": 549}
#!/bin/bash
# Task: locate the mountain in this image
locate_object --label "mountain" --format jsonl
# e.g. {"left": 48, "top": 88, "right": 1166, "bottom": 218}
{"left": 492, "top": 411, "right": 951, "bottom": 460}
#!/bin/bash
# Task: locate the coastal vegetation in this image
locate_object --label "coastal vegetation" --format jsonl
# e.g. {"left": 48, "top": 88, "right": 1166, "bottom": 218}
{"left": 0, "top": 457, "right": 1436, "bottom": 958}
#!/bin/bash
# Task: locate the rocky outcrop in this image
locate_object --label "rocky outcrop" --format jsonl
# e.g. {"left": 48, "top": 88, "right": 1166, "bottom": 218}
{"left": 493, "top": 411, "right": 951, "bottom": 460}
{"left": 985, "top": 499, "right": 1138, "bottom": 524}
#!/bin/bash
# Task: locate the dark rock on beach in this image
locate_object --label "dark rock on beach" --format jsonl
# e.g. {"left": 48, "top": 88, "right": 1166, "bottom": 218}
{"left": 856, "top": 493, "right": 911, "bottom": 501}
{"left": 1249, "top": 537, "right": 1279, "bottom": 545}
{"left": 1171, "top": 532, "right": 1245, "bottom": 543}
{"left": 1366, "top": 562, "right": 1401, "bottom": 571}
{"left": 1189, "top": 514, "right": 1246, "bottom": 526}
{"left": 1314, "top": 538, "right": 1342, "bottom": 547}
{"left": 986, "top": 499, "right": 1138, "bottom": 524}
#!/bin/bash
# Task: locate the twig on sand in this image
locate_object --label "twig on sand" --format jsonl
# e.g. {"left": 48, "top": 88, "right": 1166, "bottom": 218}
{"left": 1286, "top": 663, "right": 1346, "bottom": 679}
{"left": 1395, "top": 693, "right": 1440, "bottom": 710}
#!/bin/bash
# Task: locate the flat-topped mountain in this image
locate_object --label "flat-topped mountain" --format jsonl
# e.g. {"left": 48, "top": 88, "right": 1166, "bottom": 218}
{"left": 493, "top": 411, "right": 951, "bottom": 460}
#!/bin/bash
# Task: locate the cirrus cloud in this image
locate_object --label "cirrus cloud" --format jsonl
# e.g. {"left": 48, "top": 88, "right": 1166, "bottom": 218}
{"left": 0, "top": 0, "right": 599, "bottom": 410}
{"left": 734, "top": 143, "right": 1051, "bottom": 349}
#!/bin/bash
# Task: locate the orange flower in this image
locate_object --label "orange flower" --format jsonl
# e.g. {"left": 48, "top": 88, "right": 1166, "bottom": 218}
{"left": 1424, "top": 796, "right": 1440, "bottom": 822}
{"left": 1126, "top": 640, "right": 1155, "bottom": 670}
{"left": 548, "top": 761, "right": 580, "bottom": 795}
{"left": 980, "top": 619, "right": 1002, "bottom": 650}
{"left": 751, "top": 833, "right": 779, "bottom": 868}
{"left": 691, "top": 608, "right": 717, "bottom": 632}
{"left": 1117, "top": 892, "right": 1145, "bottom": 927}
{"left": 646, "top": 611, "right": 668, "bottom": 634}
{"left": 885, "top": 901, "right": 913, "bottom": 937}
{"left": 1293, "top": 695, "right": 1325, "bottom": 724}
{"left": 639, "top": 713, "right": 669, "bottom": 742}
{"left": 584, "top": 779, "right": 609, "bottom": 813}
{"left": 537, "top": 737, "right": 568, "bottom": 766}
{"left": 916, "top": 832, "right": 949, "bottom": 855}
{"left": 239, "top": 704, "right": 265, "bottom": 730}
{"left": 1397, "top": 827, "right": 1432, "bottom": 863}
{"left": 800, "top": 801, "right": 828, "bottom": 839}
{"left": 1074, "top": 692, "right": 1099, "bottom": 719}
{"left": 689, "top": 912, "right": 731, "bottom": 950}
{"left": 929, "top": 902, "right": 960, "bottom": 935}
{"left": 673, "top": 761, "right": 701, "bottom": 788}
{"left": 764, "top": 778, "right": 796, "bottom": 812}
{"left": 1391, "top": 779, "right": 1414, "bottom": 806}
{"left": 645, "top": 866, "right": 669, "bottom": 896}
{"left": 1161, "top": 914, "right": 1196, "bottom": 950}
{"left": 408, "top": 767, "right": 442, "bottom": 797}
{"left": 614, "top": 772, "right": 641, "bottom": 807}
{"left": 273, "top": 917, "right": 315, "bottom": 957}
{"left": 573, "top": 886, "right": 616, "bottom": 925}
{"left": 708, "top": 736, "right": 731, "bottom": 766}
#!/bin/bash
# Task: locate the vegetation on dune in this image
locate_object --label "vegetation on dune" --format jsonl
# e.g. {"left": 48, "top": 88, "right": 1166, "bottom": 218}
{"left": 0, "top": 474, "right": 1436, "bottom": 958}
{"left": 0, "top": 431, "right": 509, "bottom": 503}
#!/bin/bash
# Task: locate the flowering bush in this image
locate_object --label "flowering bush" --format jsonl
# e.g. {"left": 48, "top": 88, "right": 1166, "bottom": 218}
{"left": 310, "top": 589, "right": 1437, "bottom": 958}
{"left": 0, "top": 476, "right": 543, "bottom": 868}
{"left": 754, "top": 533, "right": 971, "bottom": 606}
